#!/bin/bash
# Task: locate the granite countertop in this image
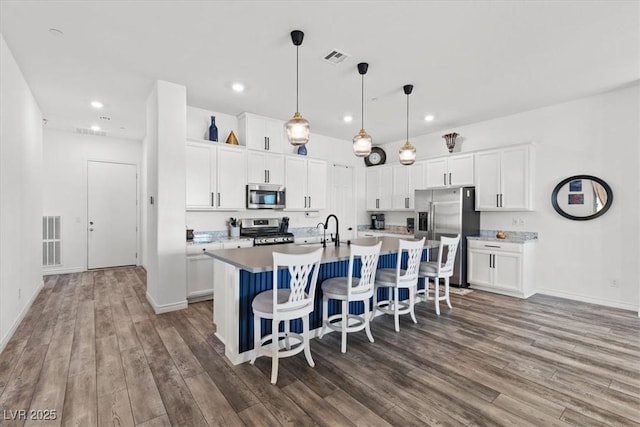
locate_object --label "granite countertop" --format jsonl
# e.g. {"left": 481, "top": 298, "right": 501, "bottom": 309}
{"left": 205, "top": 236, "right": 439, "bottom": 273}
{"left": 467, "top": 230, "right": 538, "bottom": 244}
{"left": 187, "top": 237, "right": 252, "bottom": 245}
{"left": 361, "top": 229, "right": 413, "bottom": 236}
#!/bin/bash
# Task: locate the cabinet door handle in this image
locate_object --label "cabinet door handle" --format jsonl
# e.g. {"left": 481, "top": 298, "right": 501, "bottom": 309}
{"left": 500, "top": 193, "right": 503, "bottom": 207}
{"left": 484, "top": 244, "right": 501, "bottom": 248}
{"left": 264, "top": 170, "right": 268, "bottom": 183}
{"left": 449, "top": 172, "right": 452, "bottom": 185}
{"left": 444, "top": 173, "right": 447, "bottom": 186}
{"left": 489, "top": 254, "right": 492, "bottom": 268}
{"left": 496, "top": 194, "right": 500, "bottom": 208}
{"left": 266, "top": 137, "right": 270, "bottom": 150}
{"left": 264, "top": 137, "right": 268, "bottom": 150}
{"left": 217, "top": 192, "right": 221, "bottom": 207}
{"left": 308, "top": 196, "right": 311, "bottom": 208}
{"left": 304, "top": 196, "right": 307, "bottom": 208}
{"left": 211, "top": 192, "right": 214, "bottom": 207}
{"left": 267, "top": 170, "right": 270, "bottom": 183}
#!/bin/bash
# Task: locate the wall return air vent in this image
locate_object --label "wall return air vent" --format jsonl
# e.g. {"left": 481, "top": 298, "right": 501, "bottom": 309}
{"left": 75, "top": 127, "right": 107, "bottom": 137}
{"left": 322, "top": 49, "right": 350, "bottom": 65}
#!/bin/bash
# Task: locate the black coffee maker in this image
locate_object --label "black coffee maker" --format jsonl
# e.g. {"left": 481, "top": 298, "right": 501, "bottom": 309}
{"left": 370, "top": 213, "right": 385, "bottom": 230}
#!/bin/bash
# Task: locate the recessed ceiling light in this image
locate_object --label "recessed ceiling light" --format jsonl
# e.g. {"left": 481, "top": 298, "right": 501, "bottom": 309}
{"left": 424, "top": 114, "right": 435, "bottom": 122}
{"left": 91, "top": 125, "right": 101, "bottom": 132}
{"left": 343, "top": 115, "right": 353, "bottom": 123}
{"left": 48, "top": 28, "right": 64, "bottom": 37}
{"left": 231, "top": 83, "right": 245, "bottom": 93}
{"left": 91, "top": 101, "right": 103, "bottom": 109}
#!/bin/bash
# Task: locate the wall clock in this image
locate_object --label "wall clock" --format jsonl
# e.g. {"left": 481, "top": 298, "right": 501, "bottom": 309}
{"left": 364, "top": 147, "right": 386, "bottom": 167}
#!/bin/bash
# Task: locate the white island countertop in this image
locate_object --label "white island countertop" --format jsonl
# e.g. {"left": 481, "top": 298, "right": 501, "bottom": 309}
{"left": 205, "top": 236, "right": 439, "bottom": 273}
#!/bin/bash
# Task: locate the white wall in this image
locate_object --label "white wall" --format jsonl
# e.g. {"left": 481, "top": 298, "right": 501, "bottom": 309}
{"left": 144, "top": 81, "right": 187, "bottom": 313}
{"left": 379, "top": 85, "right": 640, "bottom": 311}
{"left": 42, "top": 130, "right": 141, "bottom": 274}
{"left": 185, "top": 106, "right": 368, "bottom": 234}
{"left": 0, "top": 34, "right": 43, "bottom": 350}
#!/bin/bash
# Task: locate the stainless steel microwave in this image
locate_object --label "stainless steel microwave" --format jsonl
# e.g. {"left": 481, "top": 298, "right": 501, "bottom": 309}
{"left": 246, "top": 184, "right": 286, "bottom": 209}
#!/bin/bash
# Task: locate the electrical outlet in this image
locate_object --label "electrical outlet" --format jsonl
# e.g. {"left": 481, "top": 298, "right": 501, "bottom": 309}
{"left": 512, "top": 218, "right": 518, "bottom": 226}
{"left": 610, "top": 279, "right": 619, "bottom": 288}
{"left": 518, "top": 218, "right": 525, "bottom": 227}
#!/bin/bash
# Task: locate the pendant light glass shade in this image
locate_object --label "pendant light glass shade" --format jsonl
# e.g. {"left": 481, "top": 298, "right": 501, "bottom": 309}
{"left": 399, "top": 84, "right": 416, "bottom": 165}
{"left": 353, "top": 62, "right": 371, "bottom": 157}
{"left": 287, "top": 30, "right": 310, "bottom": 146}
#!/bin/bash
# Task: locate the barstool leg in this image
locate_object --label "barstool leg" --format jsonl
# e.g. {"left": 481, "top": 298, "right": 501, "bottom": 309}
{"left": 364, "top": 299, "right": 374, "bottom": 343}
{"left": 270, "top": 319, "right": 279, "bottom": 384}
{"left": 409, "top": 285, "right": 417, "bottom": 324}
{"left": 320, "top": 296, "right": 328, "bottom": 339}
{"left": 250, "top": 314, "right": 260, "bottom": 365}
{"left": 393, "top": 288, "right": 400, "bottom": 332}
{"left": 284, "top": 319, "right": 291, "bottom": 350}
{"left": 341, "top": 300, "right": 348, "bottom": 353}
{"left": 434, "top": 279, "right": 441, "bottom": 316}
{"left": 371, "top": 287, "right": 378, "bottom": 321}
{"left": 303, "top": 315, "right": 315, "bottom": 367}
{"left": 445, "top": 277, "right": 452, "bottom": 309}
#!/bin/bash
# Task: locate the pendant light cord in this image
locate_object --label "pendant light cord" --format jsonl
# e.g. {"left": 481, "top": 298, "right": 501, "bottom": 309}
{"left": 296, "top": 45, "right": 299, "bottom": 113}
{"left": 406, "top": 94, "right": 409, "bottom": 141}
{"left": 361, "top": 74, "right": 365, "bottom": 129}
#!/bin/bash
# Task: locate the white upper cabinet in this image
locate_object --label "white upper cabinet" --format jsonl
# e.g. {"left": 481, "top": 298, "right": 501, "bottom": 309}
{"left": 238, "top": 113, "right": 284, "bottom": 153}
{"left": 284, "top": 156, "right": 327, "bottom": 211}
{"left": 475, "top": 145, "right": 532, "bottom": 211}
{"left": 425, "top": 154, "right": 474, "bottom": 188}
{"left": 392, "top": 162, "right": 425, "bottom": 210}
{"left": 366, "top": 166, "right": 393, "bottom": 211}
{"left": 186, "top": 141, "right": 246, "bottom": 211}
{"left": 247, "top": 151, "right": 285, "bottom": 185}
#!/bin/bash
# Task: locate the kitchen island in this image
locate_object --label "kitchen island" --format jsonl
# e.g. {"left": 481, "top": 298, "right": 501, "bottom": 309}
{"left": 206, "top": 236, "right": 439, "bottom": 365}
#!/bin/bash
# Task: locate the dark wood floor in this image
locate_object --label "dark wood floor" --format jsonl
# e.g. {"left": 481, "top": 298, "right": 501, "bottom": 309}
{"left": 0, "top": 267, "right": 639, "bottom": 426}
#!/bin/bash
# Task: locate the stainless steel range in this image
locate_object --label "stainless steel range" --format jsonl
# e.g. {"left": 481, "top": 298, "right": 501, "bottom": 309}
{"left": 239, "top": 217, "right": 294, "bottom": 246}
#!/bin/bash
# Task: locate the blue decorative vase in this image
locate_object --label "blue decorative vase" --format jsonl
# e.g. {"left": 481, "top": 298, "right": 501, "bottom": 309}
{"left": 297, "top": 145, "right": 307, "bottom": 156}
{"left": 208, "top": 116, "right": 218, "bottom": 142}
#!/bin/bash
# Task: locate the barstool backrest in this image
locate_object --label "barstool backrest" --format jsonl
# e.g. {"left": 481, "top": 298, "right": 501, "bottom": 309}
{"left": 396, "top": 238, "right": 426, "bottom": 285}
{"left": 272, "top": 248, "right": 323, "bottom": 311}
{"left": 437, "top": 235, "right": 461, "bottom": 276}
{"left": 347, "top": 242, "right": 382, "bottom": 298}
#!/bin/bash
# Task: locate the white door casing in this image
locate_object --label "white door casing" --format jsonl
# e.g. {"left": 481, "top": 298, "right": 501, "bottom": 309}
{"left": 87, "top": 161, "right": 137, "bottom": 269}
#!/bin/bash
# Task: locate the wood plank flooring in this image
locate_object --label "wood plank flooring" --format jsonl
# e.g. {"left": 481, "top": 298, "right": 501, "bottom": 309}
{"left": 0, "top": 267, "right": 638, "bottom": 426}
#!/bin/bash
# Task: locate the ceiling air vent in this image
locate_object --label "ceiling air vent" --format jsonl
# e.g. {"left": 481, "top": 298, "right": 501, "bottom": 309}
{"left": 75, "top": 127, "right": 107, "bottom": 137}
{"left": 322, "top": 49, "right": 350, "bottom": 65}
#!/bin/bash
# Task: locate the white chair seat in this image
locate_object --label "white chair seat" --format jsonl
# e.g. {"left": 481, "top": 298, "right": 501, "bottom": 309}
{"left": 419, "top": 261, "right": 444, "bottom": 276}
{"left": 252, "top": 289, "right": 312, "bottom": 316}
{"left": 374, "top": 268, "right": 406, "bottom": 287}
{"left": 322, "top": 277, "right": 369, "bottom": 300}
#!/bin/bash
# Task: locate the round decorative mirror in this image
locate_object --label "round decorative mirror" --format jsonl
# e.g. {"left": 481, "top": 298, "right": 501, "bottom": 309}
{"left": 551, "top": 175, "right": 613, "bottom": 221}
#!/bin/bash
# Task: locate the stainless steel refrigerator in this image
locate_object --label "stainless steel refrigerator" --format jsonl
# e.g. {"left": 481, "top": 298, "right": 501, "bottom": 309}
{"left": 414, "top": 187, "right": 480, "bottom": 287}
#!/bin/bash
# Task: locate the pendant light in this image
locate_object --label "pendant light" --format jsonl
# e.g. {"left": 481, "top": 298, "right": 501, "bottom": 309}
{"left": 286, "top": 30, "right": 310, "bottom": 146}
{"left": 398, "top": 84, "right": 417, "bottom": 165}
{"left": 352, "top": 62, "right": 372, "bottom": 157}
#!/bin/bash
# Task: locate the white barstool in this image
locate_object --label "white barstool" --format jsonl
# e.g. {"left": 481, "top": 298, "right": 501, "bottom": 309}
{"left": 250, "top": 248, "right": 322, "bottom": 384}
{"left": 319, "top": 242, "right": 382, "bottom": 353}
{"left": 417, "top": 234, "right": 460, "bottom": 315}
{"left": 371, "top": 238, "right": 426, "bottom": 332}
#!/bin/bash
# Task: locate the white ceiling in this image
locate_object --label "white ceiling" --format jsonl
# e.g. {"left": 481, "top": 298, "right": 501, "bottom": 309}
{"left": 1, "top": 1, "right": 638, "bottom": 143}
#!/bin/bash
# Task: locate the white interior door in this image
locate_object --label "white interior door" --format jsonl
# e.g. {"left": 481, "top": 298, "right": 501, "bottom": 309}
{"left": 329, "top": 164, "right": 356, "bottom": 240}
{"left": 87, "top": 161, "right": 137, "bottom": 269}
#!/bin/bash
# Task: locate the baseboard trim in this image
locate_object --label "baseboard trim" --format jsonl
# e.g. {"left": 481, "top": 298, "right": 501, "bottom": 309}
{"left": 537, "top": 288, "right": 638, "bottom": 312}
{"left": 0, "top": 279, "right": 44, "bottom": 353}
{"left": 43, "top": 266, "right": 84, "bottom": 276}
{"left": 145, "top": 292, "right": 188, "bottom": 314}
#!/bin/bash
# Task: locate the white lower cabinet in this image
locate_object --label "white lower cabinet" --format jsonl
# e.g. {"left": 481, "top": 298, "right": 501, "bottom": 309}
{"left": 467, "top": 239, "right": 535, "bottom": 298}
{"left": 186, "top": 239, "right": 253, "bottom": 302}
{"left": 186, "top": 242, "right": 221, "bottom": 302}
